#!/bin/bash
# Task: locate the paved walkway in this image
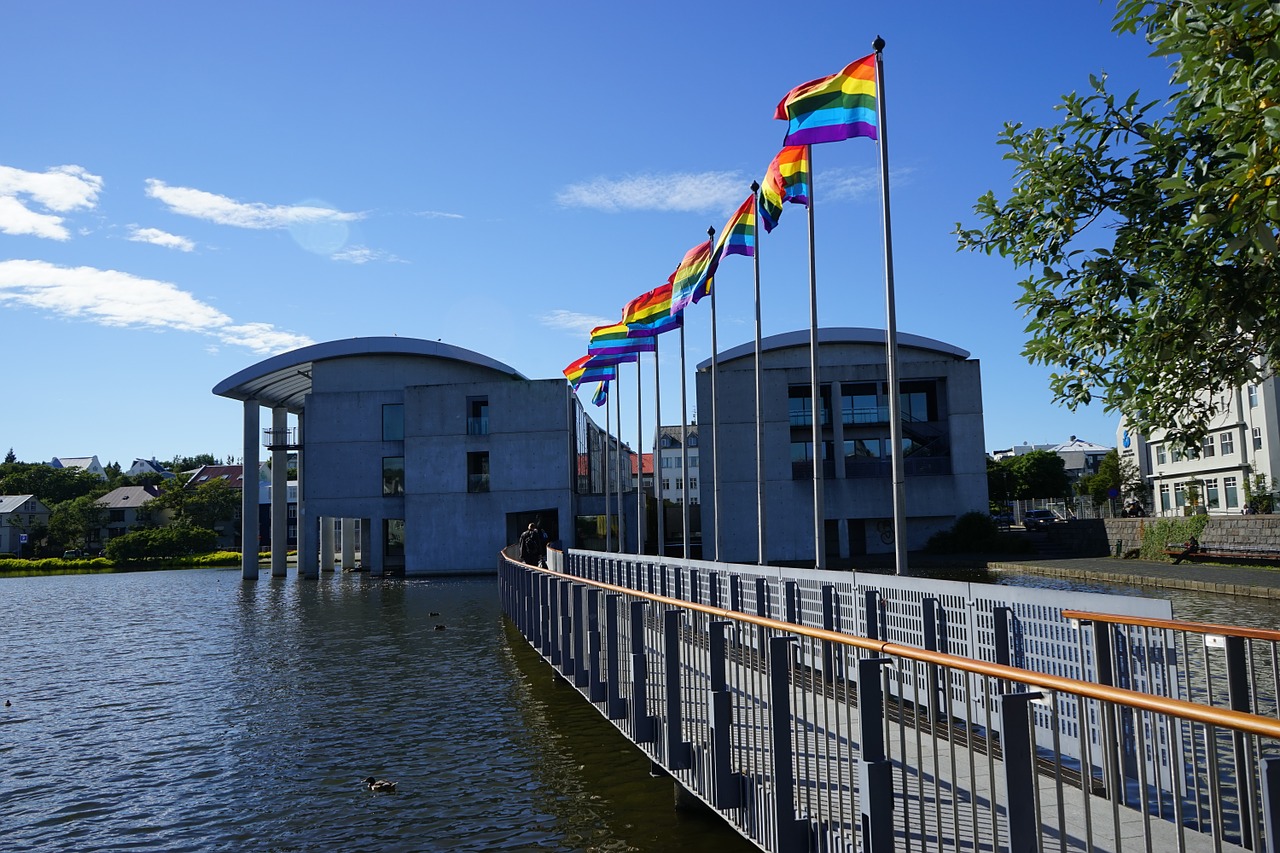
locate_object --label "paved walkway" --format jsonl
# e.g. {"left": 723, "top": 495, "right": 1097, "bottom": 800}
{"left": 986, "top": 555, "right": 1280, "bottom": 600}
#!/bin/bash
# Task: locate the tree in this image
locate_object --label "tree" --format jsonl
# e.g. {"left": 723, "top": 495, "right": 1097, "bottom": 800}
{"left": 4, "top": 448, "right": 15, "bottom": 464}
{"left": 153, "top": 477, "right": 239, "bottom": 531}
{"left": 1081, "top": 449, "right": 1124, "bottom": 508}
{"left": 48, "top": 494, "right": 105, "bottom": 552}
{"left": 1002, "top": 450, "right": 1072, "bottom": 500}
{"left": 167, "top": 454, "right": 221, "bottom": 474}
{"left": 956, "top": 1, "right": 1280, "bottom": 449}
{"left": 0, "top": 462, "right": 105, "bottom": 505}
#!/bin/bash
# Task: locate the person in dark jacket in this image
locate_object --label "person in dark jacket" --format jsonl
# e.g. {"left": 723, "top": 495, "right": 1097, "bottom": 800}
{"left": 518, "top": 523, "right": 541, "bottom": 565}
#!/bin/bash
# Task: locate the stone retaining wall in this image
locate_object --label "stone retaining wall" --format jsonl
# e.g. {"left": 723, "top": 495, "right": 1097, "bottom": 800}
{"left": 1099, "top": 515, "right": 1280, "bottom": 556}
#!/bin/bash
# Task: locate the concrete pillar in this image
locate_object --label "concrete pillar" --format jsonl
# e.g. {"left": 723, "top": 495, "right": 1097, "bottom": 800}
{"left": 341, "top": 518, "right": 355, "bottom": 569}
{"left": 361, "top": 517, "right": 378, "bottom": 575}
{"left": 271, "top": 406, "right": 288, "bottom": 578}
{"left": 831, "top": 380, "right": 847, "bottom": 480}
{"left": 320, "top": 517, "right": 335, "bottom": 571}
{"left": 296, "top": 413, "right": 318, "bottom": 579}
{"left": 242, "top": 400, "right": 260, "bottom": 580}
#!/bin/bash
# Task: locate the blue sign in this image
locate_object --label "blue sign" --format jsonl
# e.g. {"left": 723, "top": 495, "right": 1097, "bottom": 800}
{"left": 19, "top": 533, "right": 27, "bottom": 543}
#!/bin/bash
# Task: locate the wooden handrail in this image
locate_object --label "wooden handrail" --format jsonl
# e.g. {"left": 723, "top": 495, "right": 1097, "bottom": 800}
{"left": 1063, "top": 608, "right": 1280, "bottom": 644}
{"left": 512, "top": 557, "right": 1280, "bottom": 741}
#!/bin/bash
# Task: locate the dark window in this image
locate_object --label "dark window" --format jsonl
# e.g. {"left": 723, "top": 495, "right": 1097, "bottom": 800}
{"left": 383, "top": 404, "right": 404, "bottom": 441}
{"left": 467, "top": 452, "right": 490, "bottom": 493}
{"left": 467, "top": 396, "right": 489, "bottom": 436}
{"left": 382, "top": 456, "right": 405, "bottom": 496}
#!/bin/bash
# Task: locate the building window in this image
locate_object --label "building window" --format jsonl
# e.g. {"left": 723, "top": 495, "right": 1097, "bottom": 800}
{"left": 1155, "top": 445, "right": 1167, "bottom": 465}
{"left": 467, "top": 396, "right": 489, "bottom": 436}
{"left": 689, "top": 478, "right": 697, "bottom": 490}
{"left": 689, "top": 435, "right": 698, "bottom": 447}
{"left": 382, "top": 404, "right": 404, "bottom": 441}
{"left": 1174, "top": 482, "right": 1186, "bottom": 508}
{"left": 1225, "top": 476, "right": 1239, "bottom": 509}
{"left": 688, "top": 453, "right": 698, "bottom": 469}
{"left": 661, "top": 479, "right": 670, "bottom": 491}
{"left": 1221, "top": 431, "right": 1235, "bottom": 455}
{"left": 467, "top": 452, "right": 489, "bottom": 493}
{"left": 1159, "top": 483, "right": 1170, "bottom": 511}
{"left": 675, "top": 479, "right": 683, "bottom": 490}
{"left": 1205, "top": 478, "right": 1220, "bottom": 509}
{"left": 1249, "top": 385, "right": 1259, "bottom": 407}
{"left": 382, "top": 456, "right": 405, "bottom": 496}
{"left": 1201, "top": 435, "right": 1215, "bottom": 457}
{"left": 1254, "top": 427, "right": 1263, "bottom": 450}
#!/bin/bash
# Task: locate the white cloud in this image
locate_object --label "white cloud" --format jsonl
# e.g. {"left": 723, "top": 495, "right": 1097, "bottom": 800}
{"left": 0, "top": 164, "right": 103, "bottom": 240}
{"left": 541, "top": 309, "right": 613, "bottom": 334}
{"left": 823, "top": 165, "right": 913, "bottom": 202}
{"left": 128, "top": 226, "right": 195, "bottom": 252}
{"left": 144, "top": 179, "right": 363, "bottom": 229}
{"left": 0, "top": 259, "right": 312, "bottom": 354}
{"left": 330, "top": 245, "right": 404, "bottom": 264}
{"left": 415, "top": 210, "right": 464, "bottom": 219}
{"left": 556, "top": 171, "right": 746, "bottom": 213}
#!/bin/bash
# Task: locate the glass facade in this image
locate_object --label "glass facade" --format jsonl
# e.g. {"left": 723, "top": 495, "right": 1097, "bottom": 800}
{"left": 382, "top": 456, "right": 405, "bottom": 496}
{"left": 382, "top": 404, "right": 404, "bottom": 441}
{"left": 467, "top": 452, "right": 489, "bottom": 493}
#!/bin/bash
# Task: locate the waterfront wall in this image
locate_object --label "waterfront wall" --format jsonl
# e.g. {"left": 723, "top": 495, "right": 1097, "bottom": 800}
{"left": 1099, "top": 515, "right": 1280, "bottom": 557}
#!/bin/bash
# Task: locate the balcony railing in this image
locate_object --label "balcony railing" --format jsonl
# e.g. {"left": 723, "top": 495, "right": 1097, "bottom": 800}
{"left": 262, "top": 427, "right": 300, "bottom": 450}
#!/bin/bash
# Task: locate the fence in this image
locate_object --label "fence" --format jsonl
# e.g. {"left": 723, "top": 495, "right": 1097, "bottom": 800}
{"left": 501, "top": 549, "right": 1280, "bottom": 851}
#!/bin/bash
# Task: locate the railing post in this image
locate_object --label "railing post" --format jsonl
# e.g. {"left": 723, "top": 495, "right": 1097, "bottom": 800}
{"left": 993, "top": 605, "right": 1014, "bottom": 667}
{"left": 708, "top": 571, "right": 720, "bottom": 609}
{"left": 730, "top": 574, "right": 742, "bottom": 612}
{"left": 587, "top": 588, "right": 605, "bottom": 702}
{"left": 708, "top": 620, "right": 742, "bottom": 808}
{"left": 784, "top": 580, "right": 799, "bottom": 624}
{"left": 1000, "top": 690, "right": 1045, "bottom": 853}
{"left": 769, "top": 636, "right": 805, "bottom": 853}
{"left": 1089, "top": 619, "right": 1125, "bottom": 802}
{"left": 660, "top": 564, "right": 670, "bottom": 598}
{"left": 605, "top": 593, "right": 627, "bottom": 720}
{"left": 574, "top": 583, "right": 589, "bottom": 688}
{"left": 630, "top": 600, "right": 655, "bottom": 743}
{"left": 923, "top": 597, "right": 948, "bottom": 719}
{"left": 822, "top": 584, "right": 839, "bottom": 678}
{"left": 663, "top": 609, "right": 692, "bottom": 770}
{"left": 674, "top": 566, "right": 684, "bottom": 602}
{"left": 558, "top": 580, "right": 574, "bottom": 677}
{"left": 756, "top": 576, "right": 770, "bottom": 619}
{"left": 1261, "top": 757, "right": 1280, "bottom": 853}
{"left": 689, "top": 569, "right": 700, "bottom": 606}
{"left": 864, "top": 589, "right": 885, "bottom": 641}
{"left": 543, "top": 574, "right": 556, "bottom": 661}
{"left": 1226, "top": 634, "right": 1257, "bottom": 849}
{"left": 858, "top": 657, "right": 894, "bottom": 853}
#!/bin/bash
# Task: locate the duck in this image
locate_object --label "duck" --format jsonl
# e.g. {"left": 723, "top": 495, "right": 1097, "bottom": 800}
{"left": 434, "top": 624, "right": 447, "bottom": 631}
{"left": 364, "top": 776, "right": 396, "bottom": 793}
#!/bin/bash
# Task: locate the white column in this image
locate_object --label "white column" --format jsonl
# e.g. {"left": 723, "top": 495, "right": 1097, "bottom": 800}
{"left": 320, "top": 517, "right": 335, "bottom": 572}
{"left": 341, "top": 518, "right": 355, "bottom": 569}
{"left": 242, "top": 400, "right": 260, "bottom": 580}
{"left": 271, "top": 406, "right": 288, "bottom": 578}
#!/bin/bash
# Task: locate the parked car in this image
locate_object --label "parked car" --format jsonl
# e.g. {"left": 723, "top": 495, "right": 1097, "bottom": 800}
{"left": 1023, "top": 509, "right": 1065, "bottom": 531}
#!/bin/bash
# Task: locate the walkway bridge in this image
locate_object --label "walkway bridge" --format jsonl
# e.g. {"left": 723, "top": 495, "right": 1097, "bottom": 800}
{"left": 498, "top": 549, "right": 1280, "bottom": 852}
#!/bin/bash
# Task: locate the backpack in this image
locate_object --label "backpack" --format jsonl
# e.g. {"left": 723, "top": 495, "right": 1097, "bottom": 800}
{"left": 519, "top": 530, "right": 539, "bottom": 563}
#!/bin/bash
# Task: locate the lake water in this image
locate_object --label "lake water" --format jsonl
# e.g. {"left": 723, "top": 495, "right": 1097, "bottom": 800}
{"left": 0, "top": 569, "right": 755, "bottom": 852}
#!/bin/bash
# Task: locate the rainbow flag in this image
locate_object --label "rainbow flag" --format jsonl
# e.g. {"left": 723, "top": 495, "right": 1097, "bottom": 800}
{"left": 623, "top": 282, "right": 682, "bottom": 336}
{"left": 563, "top": 354, "right": 617, "bottom": 389}
{"left": 775, "top": 53, "right": 877, "bottom": 147}
{"left": 758, "top": 146, "right": 811, "bottom": 233}
{"left": 689, "top": 194, "right": 758, "bottom": 307}
{"left": 591, "top": 381, "right": 608, "bottom": 407}
{"left": 589, "top": 322, "right": 657, "bottom": 356}
{"left": 669, "top": 240, "right": 714, "bottom": 315}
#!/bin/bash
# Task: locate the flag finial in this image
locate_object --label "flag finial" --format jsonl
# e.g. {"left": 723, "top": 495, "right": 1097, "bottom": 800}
{"left": 707, "top": 226, "right": 715, "bottom": 239}
{"left": 873, "top": 35, "right": 885, "bottom": 52}
{"left": 751, "top": 180, "right": 760, "bottom": 193}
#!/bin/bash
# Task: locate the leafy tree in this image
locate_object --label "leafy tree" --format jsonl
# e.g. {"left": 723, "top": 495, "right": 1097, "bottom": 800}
{"left": 1080, "top": 449, "right": 1125, "bottom": 508}
{"left": 1002, "top": 450, "right": 1072, "bottom": 500}
{"left": 153, "top": 477, "right": 239, "bottom": 531}
{"left": 166, "top": 454, "right": 221, "bottom": 474}
{"left": 956, "top": 1, "right": 1280, "bottom": 449}
{"left": 48, "top": 494, "right": 106, "bottom": 552}
{"left": 0, "top": 462, "right": 105, "bottom": 505}
{"left": 4, "top": 448, "right": 15, "bottom": 464}
{"left": 105, "top": 523, "right": 218, "bottom": 561}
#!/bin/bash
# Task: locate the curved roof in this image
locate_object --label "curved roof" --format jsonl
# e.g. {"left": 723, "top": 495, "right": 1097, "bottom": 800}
{"left": 700, "top": 327, "right": 970, "bottom": 370}
{"left": 212, "top": 336, "right": 526, "bottom": 411}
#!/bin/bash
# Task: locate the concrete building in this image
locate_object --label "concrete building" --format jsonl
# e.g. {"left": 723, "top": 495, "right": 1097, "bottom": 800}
{"left": 1120, "top": 374, "right": 1280, "bottom": 516}
{"left": 213, "top": 337, "right": 619, "bottom": 577}
{"left": 697, "top": 328, "right": 988, "bottom": 564}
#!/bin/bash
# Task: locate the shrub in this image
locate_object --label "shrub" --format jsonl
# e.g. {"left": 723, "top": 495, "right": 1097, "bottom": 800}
{"left": 105, "top": 525, "right": 218, "bottom": 562}
{"left": 1137, "top": 514, "right": 1210, "bottom": 561}
{"left": 926, "top": 511, "right": 1037, "bottom": 555}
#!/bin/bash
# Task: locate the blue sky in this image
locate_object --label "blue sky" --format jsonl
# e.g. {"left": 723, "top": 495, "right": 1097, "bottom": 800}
{"left": 0, "top": 2, "right": 1175, "bottom": 468}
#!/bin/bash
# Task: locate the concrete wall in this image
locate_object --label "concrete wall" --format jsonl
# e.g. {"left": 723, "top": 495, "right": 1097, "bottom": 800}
{"left": 1102, "top": 515, "right": 1280, "bottom": 556}
{"left": 698, "top": 332, "right": 988, "bottom": 564}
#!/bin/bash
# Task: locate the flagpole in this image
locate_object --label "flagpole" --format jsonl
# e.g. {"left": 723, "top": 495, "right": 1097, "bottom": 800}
{"left": 615, "top": 368, "right": 624, "bottom": 553}
{"left": 679, "top": 321, "right": 690, "bottom": 559}
{"left": 751, "top": 181, "right": 768, "bottom": 566}
{"left": 706, "top": 225, "right": 722, "bottom": 562}
{"left": 653, "top": 339, "right": 664, "bottom": 557}
{"left": 635, "top": 357, "right": 645, "bottom": 555}
{"left": 604, "top": 381, "right": 612, "bottom": 552}
{"left": 875, "top": 36, "right": 908, "bottom": 577}
{"left": 806, "top": 144, "right": 826, "bottom": 570}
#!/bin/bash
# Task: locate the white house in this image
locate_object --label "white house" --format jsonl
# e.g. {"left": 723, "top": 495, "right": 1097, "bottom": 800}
{"left": 50, "top": 456, "right": 106, "bottom": 479}
{"left": 0, "top": 495, "right": 51, "bottom": 556}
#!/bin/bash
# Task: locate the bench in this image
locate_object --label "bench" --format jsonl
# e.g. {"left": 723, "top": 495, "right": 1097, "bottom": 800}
{"left": 1163, "top": 541, "right": 1280, "bottom": 565}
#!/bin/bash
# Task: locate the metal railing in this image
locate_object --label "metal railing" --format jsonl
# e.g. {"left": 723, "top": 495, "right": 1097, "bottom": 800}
{"left": 500, "top": 551, "right": 1280, "bottom": 852}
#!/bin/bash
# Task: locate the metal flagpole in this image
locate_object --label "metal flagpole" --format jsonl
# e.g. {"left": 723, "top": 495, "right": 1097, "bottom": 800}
{"left": 707, "top": 225, "right": 722, "bottom": 561}
{"left": 614, "top": 368, "right": 624, "bottom": 553}
{"left": 806, "top": 144, "right": 826, "bottom": 569}
{"left": 604, "top": 381, "right": 612, "bottom": 552}
{"left": 653, "top": 339, "right": 664, "bottom": 557}
{"left": 679, "top": 321, "right": 690, "bottom": 559}
{"left": 747, "top": 179, "right": 768, "bottom": 563}
{"left": 875, "top": 36, "right": 908, "bottom": 576}
{"left": 751, "top": 181, "right": 767, "bottom": 566}
{"left": 635, "top": 358, "right": 645, "bottom": 555}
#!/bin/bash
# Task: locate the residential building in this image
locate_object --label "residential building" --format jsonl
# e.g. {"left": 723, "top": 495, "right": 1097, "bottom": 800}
{"left": 631, "top": 451, "right": 654, "bottom": 493}
{"left": 696, "top": 328, "right": 988, "bottom": 563}
{"left": 125, "top": 458, "right": 175, "bottom": 480}
{"left": 214, "top": 337, "right": 623, "bottom": 575}
{"left": 655, "top": 423, "right": 700, "bottom": 506}
{"left": 1120, "top": 374, "right": 1280, "bottom": 516}
{"left": 0, "top": 495, "right": 51, "bottom": 556}
{"left": 50, "top": 455, "right": 106, "bottom": 479}
{"left": 96, "top": 485, "right": 163, "bottom": 542}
